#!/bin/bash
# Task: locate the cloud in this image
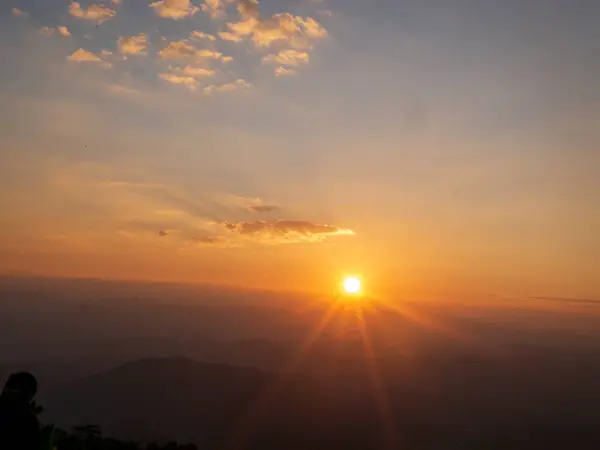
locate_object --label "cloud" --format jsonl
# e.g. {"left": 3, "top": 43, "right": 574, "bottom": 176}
{"left": 12, "top": 7, "right": 28, "bottom": 17}
{"left": 197, "top": 49, "right": 230, "bottom": 61}
{"left": 112, "top": 0, "right": 122, "bottom": 4}
{"left": 182, "top": 66, "right": 216, "bottom": 78}
{"left": 193, "top": 235, "right": 228, "bottom": 246}
{"left": 118, "top": 33, "right": 148, "bottom": 55}
{"left": 150, "top": 0, "right": 199, "bottom": 19}
{"left": 40, "top": 26, "right": 73, "bottom": 37}
{"left": 203, "top": 79, "right": 252, "bottom": 95}
{"left": 274, "top": 66, "right": 296, "bottom": 77}
{"left": 248, "top": 205, "right": 280, "bottom": 213}
{"left": 158, "top": 65, "right": 215, "bottom": 89}
{"left": 223, "top": 0, "right": 328, "bottom": 48}
{"left": 218, "top": 31, "right": 244, "bottom": 43}
{"left": 223, "top": 220, "right": 355, "bottom": 243}
{"left": 159, "top": 40, "right": 232, "bottom": 62}
{"left": 57, "top": 26, "right": 72, "bottom": 37}
{"left": 229, "top": 195, "right": 281, "bottom": 212}
{"left": 263, "top": 49, "right": 309, "bottom": 67}
{"left": 527, "top": 297, "right": 600, "bottom": 305}
{"left": 190, "top": 31, "right": 217, "bottom": 41}
{"left": 69, "top": 1, "right": 116, "bottom": 23}
{"left": 158, "top": 41, "right": 198, "bottom": 59}
{"left": 201, "top": 0, "right": 233, "bottom": 19}
{"left": 159, "top": 73, "right": 199, "bottom": 90}
{"left": 68, "top": 48, "right": 105, "bottom": 64}
{"left": 39, "top": 26, "right": 55, "bottom": 36}
{"left": 317, "top": 9, "right": 333, "bottom": 17}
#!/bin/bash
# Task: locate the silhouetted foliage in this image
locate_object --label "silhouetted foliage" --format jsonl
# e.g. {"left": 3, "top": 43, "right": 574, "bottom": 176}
{"left": 48, "top": 425, "right": 197, "bottom": 450}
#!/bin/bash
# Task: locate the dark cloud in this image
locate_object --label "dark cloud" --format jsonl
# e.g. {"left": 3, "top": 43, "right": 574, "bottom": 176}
{"left": 223, "top": 220, "right": 354, "bottom": 242}
{"left": 158, "top": 230, "right": 169, "bottom": 237}
{"left": 528, "top": 296, "right": 600, "bottom": 305}
{"left": 192, "top": 235, "right": 226, "bottom": 246}
{"left": 247, "top": 205, "right": 280, "bottom": 213}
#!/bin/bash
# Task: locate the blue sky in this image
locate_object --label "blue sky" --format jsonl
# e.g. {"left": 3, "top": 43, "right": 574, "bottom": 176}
{"left": 1, "top": 0, "right": 598, "bottom": 298}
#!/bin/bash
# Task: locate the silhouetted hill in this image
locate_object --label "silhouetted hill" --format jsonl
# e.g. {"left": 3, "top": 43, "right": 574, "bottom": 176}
{"left": 43, "top": 354, "right": 600, "bottom": 450}
{"left": 46, "top": 358, "right": 266, "bottom": 444}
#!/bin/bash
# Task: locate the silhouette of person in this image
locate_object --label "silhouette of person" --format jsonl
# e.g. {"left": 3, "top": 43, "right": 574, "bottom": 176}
{"left": 0, "top": 372, "right": 42, "bottom": 450}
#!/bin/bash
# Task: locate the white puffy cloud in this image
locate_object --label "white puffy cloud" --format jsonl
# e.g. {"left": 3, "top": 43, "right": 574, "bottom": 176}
{"left": 159, "top": 73, "right": 199, "bottom": 90}
{"left": 118, "top": 33, "right": 148, "bottom": 55}
{"left": 263, "top": 49, "right": 309, "bottom": 67}
{"left": 158, "top": 41, "right": 198, "bottom": 59}
{"left": 69, "top": 1, "right": 116, "bottom": 23}
{"left": 223, "top": 0, "right": 327, "bottom": 48}
{"left": 150, "top": 0, "right": 199, "bottom": 19}
{"left": 57, "top": 26, "right": 72, "bottom": 37}
{"left": 67, "top": 49, "right": 111, "bottom": 68}
{"left": 203, "top": 78, "right": 252, "bottom": 95}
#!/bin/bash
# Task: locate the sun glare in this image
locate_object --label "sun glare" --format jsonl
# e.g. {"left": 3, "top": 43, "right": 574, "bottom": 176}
{"left": 343, "top": 276, "right": 362, "bottom": 295}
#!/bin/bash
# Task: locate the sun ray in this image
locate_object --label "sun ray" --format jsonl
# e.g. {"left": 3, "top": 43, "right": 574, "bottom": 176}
{"left": 225, "top": 299, "right": 342, "bottom": 449}
{"left": 356, "top": 307, "right": 398, "bottom": 450}
{"left": 376, "top": 296, "right": 474, "bottom": 345}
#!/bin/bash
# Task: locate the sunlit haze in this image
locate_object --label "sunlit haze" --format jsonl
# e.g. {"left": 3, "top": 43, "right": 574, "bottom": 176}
{"left": 0, "top": 0, "right": 598, "bottom": 301}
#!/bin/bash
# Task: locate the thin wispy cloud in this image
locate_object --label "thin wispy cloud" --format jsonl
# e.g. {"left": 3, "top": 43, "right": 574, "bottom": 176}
{"left": 264, "top": 50, "right": 310, "bottom": 67}
{"left": 181, "top": 66, "right": 216, "bottom": 78}
{"left": 39, "top": 26, "right": 72, "bottom": 37}
{"left": 157, "top": 40, "right": 231, "bottom": 62}
{"left": 150, "top": 0, "right": 199, "bottom": 20}
{"left": 204, "top": 79, "right": 252, "bottom": 95}
{"left": 223, "top": 220, "right": 355, "bottom": 244}
{"left": 275, "top": 67, "right": 296, "bottom": 77}
{"left": 229, "top": 195, "right": 281, "bottom": 213}
{"left": 159, "top": 73, "right": 200, "bottom": 90}
{"left": 39, "top": 26, "right": 55, "bottom": 37}
{"left": 248, "top": 205, "right": 280, "bottom": 213}
{"left": 190, "top": 31, "right": 217, "bottom": 41}
{"left": 158, "top": 65, "right": 216, "bottom": 89}
{"left": 49, "top": 164, "right": 352, "bottom": 248}
{"left": 12, "top": 7, "right": 28, "bottom": 17}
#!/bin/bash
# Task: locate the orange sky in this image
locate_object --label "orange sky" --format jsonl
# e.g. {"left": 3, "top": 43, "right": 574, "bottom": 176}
{"left": 1, "top": 0, "right": 598, "bottom": 300}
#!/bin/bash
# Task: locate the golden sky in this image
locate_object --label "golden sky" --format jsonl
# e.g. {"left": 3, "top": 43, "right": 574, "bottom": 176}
{"left": 1, "top": 0, "right": 598, "bottom": 299}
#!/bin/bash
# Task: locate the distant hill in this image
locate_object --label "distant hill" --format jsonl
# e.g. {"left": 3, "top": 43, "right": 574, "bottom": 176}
{"left": 43, "top": 355, "right": 600, "bottom": 450}
{"left": 44, "top": 357, "right": 382, "bottom": 450}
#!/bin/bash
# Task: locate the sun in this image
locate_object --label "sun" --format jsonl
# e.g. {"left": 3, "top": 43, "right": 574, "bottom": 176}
{"left": 342, "top": 276, "right": 362, "bottom": 295}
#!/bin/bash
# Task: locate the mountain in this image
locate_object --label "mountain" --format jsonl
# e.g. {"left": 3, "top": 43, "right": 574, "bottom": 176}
{"left": 44, "top": 357, "right": 383, "bottom": 450}
{"left": 43, "top": 354, "right": 600, "bottom": 450}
